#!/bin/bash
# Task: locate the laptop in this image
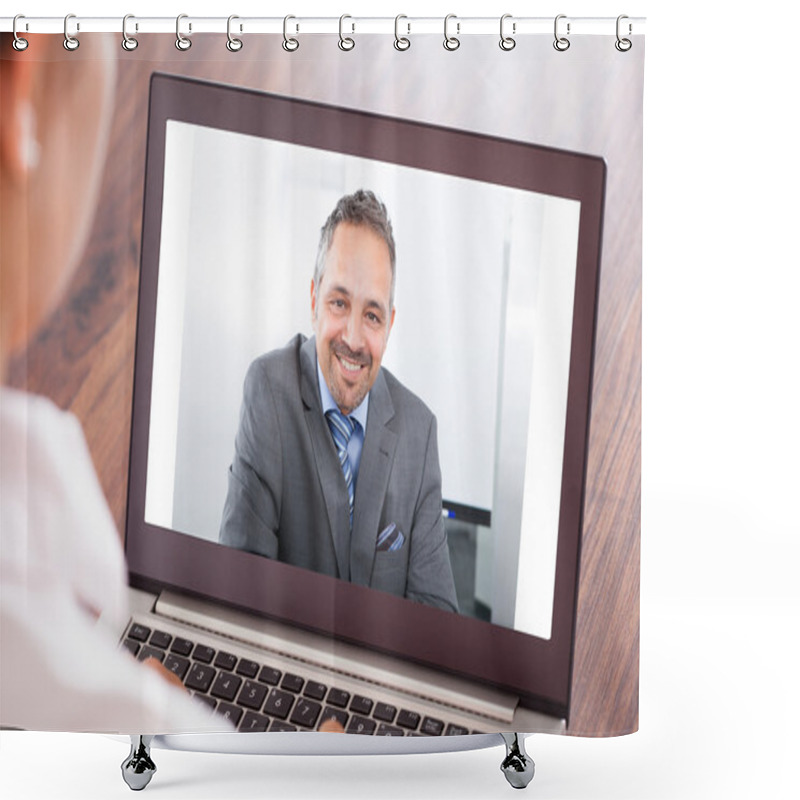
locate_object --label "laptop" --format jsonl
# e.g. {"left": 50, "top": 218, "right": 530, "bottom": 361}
{"left": 122, "top": 73, "right": 605, "bottom": 745}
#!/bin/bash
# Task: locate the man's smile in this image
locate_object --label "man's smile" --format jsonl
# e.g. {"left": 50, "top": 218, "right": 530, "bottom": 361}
{"left": 337, "top": 355, "right": 365, "bottom": 374}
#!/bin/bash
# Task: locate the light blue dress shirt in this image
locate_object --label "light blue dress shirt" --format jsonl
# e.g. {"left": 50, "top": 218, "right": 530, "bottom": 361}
{"left": 317, "top": 359, "right": 368, "bottom": 487}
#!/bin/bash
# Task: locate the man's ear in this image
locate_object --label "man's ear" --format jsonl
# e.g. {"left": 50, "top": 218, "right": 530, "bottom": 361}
{"left": 0, "top": 51, "right": 37, "bottom": 183}
{"left": 387, "top": 307, "right": 396, "bottom": 338}
{"left": 310, "top": 278, "right": 317, "bottom": 322}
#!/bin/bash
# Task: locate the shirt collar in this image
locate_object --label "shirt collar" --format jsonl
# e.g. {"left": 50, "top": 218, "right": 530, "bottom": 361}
{"left": 316, "top": 357, "right": 369, "bottom": 431}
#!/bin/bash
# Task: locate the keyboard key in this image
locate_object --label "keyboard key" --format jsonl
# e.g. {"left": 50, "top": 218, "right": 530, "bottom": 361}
{"left": 303, "top": 681, "right": 328, "bottom": 701}
{"left": 238, "top": 679, "right": 268, "bottom": 710}
{"left": 128, "top": 623, "right": 151, "bottom": 642}
{"left": 420, "top": 717, "right": 444, "bottom": 736}
{"left": 185, "top": 663, "right": 216, "bottom": 692}
{"left": 211, "top": 671, "right": 242, "bottom": 702}
{"left": 193, "top": 694, "right": 217, "bottom": 711}
{"left": 170, "top": 637, "right": 194, "bottom": 656}
{"left": 349, "top": 695, "right": 373, "bottom": 715}
{"left": 193, "top": 644, "right": 215, "bottom": 664}
{"left": 376, "top": 724, "right": 405, "bottom": 736}
{"left": 373, "top": 702, "right": 397, "bottom": 723}
{"left": 236, "top": 659, "right": 259, "bottom": 678}
{"left": 396, "top": 710, "right": 420, "bottom": 730}
{"left": 149, "top": 630, "right": 172, "bottom": 650}
{"left": 319, "top": 707, "right": 349, "bottom": 729}
{"left": 290, "top": 698, "right": 321, "bottom": 729}
{"left": 137, "top": 645, "right": 165, "bottom": 663}
{"left": 216, "top": 702, "right": 243, "bottom": 726}
{"left": 264, "top": 689, "right": 294, "bottom": 720}
{"left": 280, "top": 673, "right": 304, "bottom": 693}
{"left": 326, "top": 688, "right": 350, "bottom": 708}
{"left": 269, "top": 720, "right": 297, "bottom": 732}
{"left": 214, "top": 651, "right": 237, "bottom": 671}
{"left": 346, "top": 715, "right": 376, "bottom": 735}
{"left": 240, "top": 712, "right": 270, "bottom": 732}
{"left": 258, "top": 666, "right": 281, "bottom": 685}
{"left": 445, "top": 723, "right": 470, "bottom": 736}
{"left": 163, "top": 654, "right": 190, "bottom": 681}
{"left": 122, "top": 639, "right": 140, "bottom": 656}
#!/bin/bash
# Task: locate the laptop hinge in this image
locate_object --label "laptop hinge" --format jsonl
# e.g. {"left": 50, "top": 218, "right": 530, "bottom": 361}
{"left": 154, "top": 590, "right": 518, "bottom": 724}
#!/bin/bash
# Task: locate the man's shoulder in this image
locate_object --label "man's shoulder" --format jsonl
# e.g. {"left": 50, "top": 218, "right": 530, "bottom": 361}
{"left": 379, "top": 367, "right": 434, "bottom": 425}
{"left": 242, "top": 334, "right": 311, "bottom": 402}
{"left": 247, "top": 334, "right": 307, "bottom": 378}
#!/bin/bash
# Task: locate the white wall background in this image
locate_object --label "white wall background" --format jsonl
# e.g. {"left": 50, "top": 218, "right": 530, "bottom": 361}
{"left": 3, "top": 2, "right": 799, "bottom": 800}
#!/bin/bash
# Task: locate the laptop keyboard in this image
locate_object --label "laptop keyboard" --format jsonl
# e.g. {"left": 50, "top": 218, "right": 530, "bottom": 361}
{"left": 123, "top": 621, "right": 476, "bottom": 736}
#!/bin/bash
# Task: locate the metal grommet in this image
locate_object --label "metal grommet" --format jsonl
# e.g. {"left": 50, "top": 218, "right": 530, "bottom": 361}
{"left": 499, "top": 13, "right": 516, "bottom": 51}
{"left": 282, "top": 15, "right": 299, "bottom": 52}
{"left": 175, "top": 14, "right": 192, "bottom": 51}
{"left": 63, "top": 13, "right": 80, "bottom": 51}
{"left": 122, "top": 14, "right": 139, "bottom": 51}
{"left": 553, "top": 14, "right": 570, "bottom": 52}
{"left": 443, "top": 14, "right": 460, "bottom": 51}
{"left": 338, "top": 14, "right": 355, "bottom": 51}
{"left": 615, "top": 14, "right": 632, "bottom": 52}
{"left": 394, "top": 14, "right": 410, "bottom": 51}
{"left": 227, "top": 14, "right": 243, "bottom": 52}
{"left": 12, "top": 15, "right": 29, "bottom": 51}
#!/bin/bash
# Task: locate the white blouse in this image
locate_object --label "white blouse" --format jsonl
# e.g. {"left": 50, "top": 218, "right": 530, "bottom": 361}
{"left": 0, "top": 388, "right": 227, "bottom": 734}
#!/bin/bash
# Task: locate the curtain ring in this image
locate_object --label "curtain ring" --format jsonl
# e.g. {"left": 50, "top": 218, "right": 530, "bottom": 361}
{"left": 553, "top": 14, "right": 570, "bottom": 51}
{"left": 176, "top": 14, "right": 192, "bottom": 51}
{"left": 615, "top": 15, "right": 632, "bottom": 52}
{"left": 282, "top": 15, "right": 299, "bottom": 52}
{"left": 63, "top": 13, "right": 80, "bottom": 51}
{"left": 12, "top": 15, "right": 29, "bottom": 51}
{"left": 499, "top": 14, "right": 516, "bottom": 51}
{"left": 338, "top": 14, "right": 355, "bottom": 51}
{"left": 227, "top": 15, "right": 243, "bottom": 52}
{"left": 443, "top": 14, "right": 460, "bottom": 51}
{"left": 122, "top": 14, "right": 139, "bottom": 51}
{"left": 394, "top": 14, "right": 410, "bottom": 51}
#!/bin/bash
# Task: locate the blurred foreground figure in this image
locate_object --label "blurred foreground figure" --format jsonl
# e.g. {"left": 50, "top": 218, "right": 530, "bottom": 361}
{"left": 0, "top": 34, "right": 226, "bottom": 733}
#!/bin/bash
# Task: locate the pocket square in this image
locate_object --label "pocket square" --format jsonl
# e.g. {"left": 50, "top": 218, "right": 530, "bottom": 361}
{"left": 376, "top": 523, "right": 405, "bottom": 552}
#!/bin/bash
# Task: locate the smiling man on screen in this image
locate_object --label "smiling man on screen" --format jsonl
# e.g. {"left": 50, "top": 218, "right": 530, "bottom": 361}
{"left": 219, "top": 190, "right": 458, "bottom": 613}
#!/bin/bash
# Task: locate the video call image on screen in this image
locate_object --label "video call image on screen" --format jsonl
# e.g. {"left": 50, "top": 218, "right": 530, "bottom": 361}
{"left": 144, "top": 120, "right": 580, "bottom": 641}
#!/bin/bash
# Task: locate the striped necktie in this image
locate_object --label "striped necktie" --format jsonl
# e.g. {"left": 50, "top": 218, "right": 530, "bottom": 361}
{"left": 325, "top": 409, "right": 356, "bottom": 528}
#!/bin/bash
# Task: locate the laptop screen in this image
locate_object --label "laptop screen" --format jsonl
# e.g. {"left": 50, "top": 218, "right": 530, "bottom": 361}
{"left": 126, "top": 73, "right": 605, "bottom": 719}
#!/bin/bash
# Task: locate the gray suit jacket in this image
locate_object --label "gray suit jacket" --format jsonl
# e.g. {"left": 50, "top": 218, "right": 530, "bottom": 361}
{"left": 219, "top": 334, "right": 458, "bottom": 612}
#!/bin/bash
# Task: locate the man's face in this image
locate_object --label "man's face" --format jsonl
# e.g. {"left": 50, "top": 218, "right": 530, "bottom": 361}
{"left": 311, "top": 222, "right": 395, "bottom": 416}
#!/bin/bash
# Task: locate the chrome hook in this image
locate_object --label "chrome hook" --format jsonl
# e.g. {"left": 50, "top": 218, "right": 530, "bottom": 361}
{"left": 338, "top": 14, "right": 355, "bottom": 51}
{"left": 499, "top": 14, "right": 516, "bottom": 51}
{"left": 282, "top": 15, "right": 299, "bottom": 52}
{"left": 63, "top": 13, "right": 79, "bottom": 51}
{"left": 122, "top": 14, "right": 138, "bottom": 51}
{"left": 12, "top": 14, "right": 29, "bottom": 51}
{"left": 394, "top": 14, "right": 410, "bottom": 51}
{"left": 615, "top": 15, "right": 632, "bottom": 52}
{"left": 553, "top": 14, "right": 570, "bottom": 52}
{"left": 443, "top": 14, "right": 460, "bottom": 51}
{"left": 176, "top": 13, "right": 192, "bottom": 51}
{"left": 227, "top": 14, "right": 243, "bottom": 52}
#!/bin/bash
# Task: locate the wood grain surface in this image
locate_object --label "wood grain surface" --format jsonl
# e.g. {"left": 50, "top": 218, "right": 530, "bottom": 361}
{"left": 6, "top": 33, "right": 640, "bottom": 737}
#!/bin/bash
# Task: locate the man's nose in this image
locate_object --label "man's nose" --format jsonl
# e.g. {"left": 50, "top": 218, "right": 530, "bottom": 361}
{"left": 342, "top": 312, "right": 365, "bottom": 351}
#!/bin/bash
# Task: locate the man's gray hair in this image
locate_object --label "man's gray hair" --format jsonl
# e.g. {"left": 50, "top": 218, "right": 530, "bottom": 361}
{"left": 313, "top": 189, "right": 396, "bottom": 309}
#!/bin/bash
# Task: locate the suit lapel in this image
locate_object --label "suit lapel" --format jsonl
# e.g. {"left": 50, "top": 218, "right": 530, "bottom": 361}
{"left": 300, "top": 336, "right": 351, "bottom": 580}
{"left": 350, "top": 370, "right": 397, "bottom": 587}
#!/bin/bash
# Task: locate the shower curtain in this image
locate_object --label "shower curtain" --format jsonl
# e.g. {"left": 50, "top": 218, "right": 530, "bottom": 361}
{"left": 0, "top": 16, "right": 643, "bottom": 754}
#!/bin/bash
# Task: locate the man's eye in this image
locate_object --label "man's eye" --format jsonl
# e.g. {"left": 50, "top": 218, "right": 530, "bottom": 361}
{"left": 367, "top": 312, "right": 381, "bottom": 324}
